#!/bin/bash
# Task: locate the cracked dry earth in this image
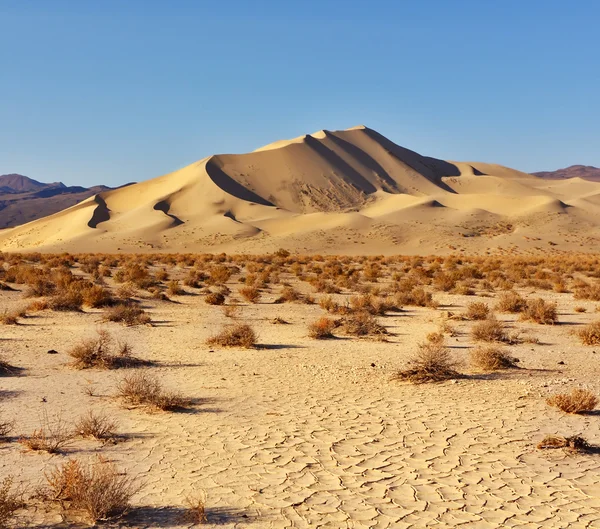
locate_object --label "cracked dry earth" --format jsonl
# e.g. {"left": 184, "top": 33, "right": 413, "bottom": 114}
{"left": 2, "top": 289, "right": 600, "bottom": 528}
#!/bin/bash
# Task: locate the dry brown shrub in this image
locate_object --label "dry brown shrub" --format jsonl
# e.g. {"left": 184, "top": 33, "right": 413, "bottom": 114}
{"left": 183, "top": 492, "right": 208, "bottom": 524}
{"left": 208, "top": 265, "right": 232, "bottom": 285}
{"left": 519, "top": 298, "right": 558, "bottom": 324}
{"left": 426, "top": 331, "right": 445, "bottom": 344}
{"left": 394, "top": 342, "right": 460, "bottom": 383}
{"left": 206, "top": 323, "right": 257, "bottom": 348}
{"left": 574, "top": 282, "right": 600, "bottom": 301}
{"left": 239, "top": 286, "right": 261, "bottom": 304}
{"left": 546, "top": 389, "right": 598, "bottom": 414}
{"left": 470, "top": 345, "right": 518, "bottom": 371}
{"left": 537, "top": 435, "right": 591, "bottom": 453}
{"left": 47, "top": 290, "right": 83, "bottom": 312}
{"left": 576, "top": 320, "right": 600, "bottom": 345}
{"left": 341, "top": 312, "right": 387, "bottom": 338}
{"left": 465, "top": 301, "right": 490, "bottom": 320}
{"left": 102, "top": 304, "right": 151, "bottom": 326}
{"left": 271, "top": 317, "right": 289, "bottom": 324}
{"left": 495, "top": 291, "right": 527, "bottom": 313}
{"left": 69, "top": 330, "right": 141, "bottom": 369}
{"left": 116, "top": 371, "right": 188, "bottom": 411}
{"left": 222, "top": 305, "right": 240, "bottom": 319}
{"left": 74, "top": 410, "right": 118, "bottom": 440}
{"left": 471, "top": 317, "right": 509, "bottom": 343}
{"left": 0, "top": 309, "right": 24, "bottom": 325}
{"left": 82, "top": 285, "right": 115, "bottom": 308}
{"left": 274, "top": 286, "right": 304, "bottom": 304}
{"left": 395, "top": 287, "right": 437, "bottom": 308}
{"left": 308, "top": 317, "right": 337, "bottom": 339}
{"left": 349, "top": 294, "right": 395, "bottom": 315}
{"left": 0, "top": 476, "right": 25, "bottom": 528}
{"left": 204, "top": 292, "right": 226, "bottom": 305}
{"left": 19, "top": 412, "right": 73, "bottom": 453}
{"left": 44, "top": 456, "right": 140, "bottom": 523}
{"left": 574, "top": 306, "right": 587, "bottom": 313}
{"left": 0, "top": 412, "right": 14, "bottom": 439}
{"left": 167, "top": 280, "right": 184, "bottom": 296}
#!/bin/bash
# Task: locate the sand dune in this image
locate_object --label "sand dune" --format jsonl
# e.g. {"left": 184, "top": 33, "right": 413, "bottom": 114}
{"left": 1, "top": 125, "right": 600, "bottom": 254}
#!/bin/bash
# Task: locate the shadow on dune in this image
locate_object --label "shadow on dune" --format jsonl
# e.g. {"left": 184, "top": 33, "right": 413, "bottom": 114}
{"left": 153, "top": 200, "right": 184, "bottom": 226}
{"left": 87, "top": 194, "right": 111, "bottom": 228}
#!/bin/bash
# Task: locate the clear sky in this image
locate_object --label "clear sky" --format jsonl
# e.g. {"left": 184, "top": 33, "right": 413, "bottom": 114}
{"left": 1, "top": 0, "right": 598, "bottom": 187}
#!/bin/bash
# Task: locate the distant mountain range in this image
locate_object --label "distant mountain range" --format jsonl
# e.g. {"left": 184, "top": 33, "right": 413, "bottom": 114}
{"left": 532, "top": 165, "right": 600, "bottom": 181}
{"left": 0, "top": 174, "right": 111, "bottom": 229}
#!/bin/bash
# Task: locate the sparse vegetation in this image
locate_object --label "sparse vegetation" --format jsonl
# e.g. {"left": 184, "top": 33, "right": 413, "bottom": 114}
{"left": 206, "top": 323, "right": 257, "bottom": 348}
{"left": 102, "top": 304, "right": 151, "bottom": 326}
{"left": 44, "top": 456, "right": 140, "bottom": 523}
{"left": 471, "top": 317, "right": 509, "bottom": 343}
{"left": 74, "top": 410, "right": 118, "bottom": 440}
{"left": 19, "top": 413, "right": 73, "bottom": 453}
{"left": 519, "top": 298, "right": 558, "bottom": 324}
{"left": 495, "top": 291, "right": 527, "bottom": 313}
{"left": 394, "top": 342, "right": 460, "bottom": 383}
{"left": 69, "top": 330, "right": 141, "bottom": 369}
{"left": 537, "top": 435, "right": 592, "bottom": 453}
{"left": 470, "top": 345, "right": 518, "bottom": 371}
{"left": 183, "top": 491, "right": 208, "bottom": 524}
{"left": 546, "top": 388, "right": 598, "bottom": 414}
{"left": 116, "top": 371, "right": 188, "bottom": 411}
{"left": 0, "top": 477, "right": 25, "bottom": 528}
{"left": 577, "top": 320, "right": 600, "bottom": 345}
{"left": 308, "top": 316, "right": 337, "bottom": 339}
{"left": 465, "top": 301, "right": 490, "bottom": 320}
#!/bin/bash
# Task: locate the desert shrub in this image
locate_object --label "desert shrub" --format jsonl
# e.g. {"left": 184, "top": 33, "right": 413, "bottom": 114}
{"left": 69, "top": 330, "right": 140, "bottom": 369}
{"left": 222, "top": 305, "right": 240, "bottom": 319}
{"left": 465, "top": 301, "right": 490, "bottom": 320}
{"left": 576, "top": 320, "right": 600, "bottom": 345}
{"left": 74, "top": 411, "right": 118, "bottom": 440}
{"left": 239, "top": 286, "right": 261, "bottom": 303}
{"left": 471, "top": 317, "right": 509, "bottom": 343}
{"left": 394, "top": 342, "right": 460, "bottom": 383}
{"left": 470, "top": 346, "right": 518, "bottom": 371}
{"left": 311, "top": 279, "right": 341, "bottom": 294}
{"left": 19, "top": 413, "right": 73, "bottom": 453}
{"left": 102, "top": 304, "right": 151, "bottom": 326}
{"left": 546, "top": 388, "right": 598, "bottom": 414}
{"left": 574, "top": 282, "right": 600, "bottom": 301}
{"left": 204, "top": 292, "right": 226, "bottom": 305}
{"left": 308, "top": 317, "right": 337, "bottom": 339}
{"left": 47, "top": 290, "right": 83, "bottom": 312}
{"left": 341, "top": 312, "right": 387, "bottom": 337}
{"left": 395, "top": 287, "right": 437, "bottom": 308}
{"left": 574, "top": 306, "right": 587, "bottom": 313}
{"left": 537, "top": 435, "right": 591, "bottom": 453}
{"left": 183, "top": 492, "right": 208, "bottom": 524}
{"left": 208, "top": 265, "right": 232, "bottom": 285}
{"left": 0, "top": 309, "right": 24, "bottom": 325}
{"left": 349, "top": 294, "right": 396, "bottom": 315}
{"left": 0, "top": 477, "right": 25, "bottom": 528}
{"left": 155, "top": 268, "right": 169, "bottom": 281}
{"left": 495, "top": 291, "right": 527, "bottom": 313}
{"left": 116, "top": 371, "right": 188, "bottom": 411}
{"left": 519, "top": 298, "right": 558, "bottom": 324}
{"left": 167, "top": 280, "right": 184, "bottom": 296}
{"left": 82, "top": 285, "right": 115, "bottom": 308}
{"left": 206, "top": 323, "right": 257, "bottom": 348}
{"left": 44, "top": 456, "right": 140, "bottom": 523}
{"left": 274, "top": 286, "right": 304, "bottom": 303}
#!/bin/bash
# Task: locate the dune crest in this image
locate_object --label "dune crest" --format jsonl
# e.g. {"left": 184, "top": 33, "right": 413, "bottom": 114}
{"left": 2, "top": 126, "right": 600, "bottom": 254}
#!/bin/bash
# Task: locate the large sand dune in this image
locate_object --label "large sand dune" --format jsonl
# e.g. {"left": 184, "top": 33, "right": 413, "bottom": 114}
{"left": 2, "top": 126, "right": 600, "bottom": 255}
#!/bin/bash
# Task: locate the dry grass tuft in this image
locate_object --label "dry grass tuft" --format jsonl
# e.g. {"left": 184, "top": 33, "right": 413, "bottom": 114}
{"left": 394, "top": 342, "right": 460, "bottom": 383}
{"left": 44, "top": 456, "right": 140, "bottom": 523}
{"left": 546, "top": 388, "right": 598, "bottom": 414}
{"left": 577, "top": 320, "right": 600, "bottom": 345}
{"left": 19, "top": 412, "right": 73, "bottom": 453}
{"left": 183, "top": 491, "right": 208, "bottom": 524}
{"left": 0, "top": 357, "right": 18, "bottom": 377}
{"left": 465, "top": 301, "right": 490, "bottom": 320}
{"left": 102, "top": 304, "right": 151, "bottom": 326}
{"left": 116, "top": 371, "right": 189, "bottom": 411}
{"left": 74, "top": 410, "right": 118, "bottom": 440}
{"left": 341, "top": 312, "right": 387, "bottom": 338}
{"left": 69, "top": 330, "right": 141, "bottom": 369}
{"left": 204, "top": 292, "right": 226, "bottom": 305}
{"left": 0, "top": 411, "right": 14, "bottom": 439}
{"left": 0, "top": 476, "right": 25, "bottom": 528}
{"left": 471, "top": 317, "right": 509, "bottom": 343}
{"left": 470, "top": 345, "right": 519, "bottom": 371}
{"left": 308, "top": 317, "right": 337, "bottom": 339}
{"left": 239, "top": 286, "right": 261, "bottom": 303}
{"left": 206, "top": 323, "right": 257, "bottom": 348}
{"left": 519, "top": 298, "right": 558, "bottom": 324}
{"left": 495, "top": 291, "right": 527, "bottom": 313}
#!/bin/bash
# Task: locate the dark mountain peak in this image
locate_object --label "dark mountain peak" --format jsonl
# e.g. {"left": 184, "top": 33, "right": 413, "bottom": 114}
{"left": 533, "top": 165, "right": 600, "bottom": 181}
{"left": 0, "top": 173, "right": 66, "bottom": 193}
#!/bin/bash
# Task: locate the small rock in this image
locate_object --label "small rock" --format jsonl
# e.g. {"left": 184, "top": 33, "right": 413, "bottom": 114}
{"left": 558, "top": 361, "right": 565, "bottom": 365}
{"left": 47, "top": 349, "right": 59, "bottom": 355}
{"left": 371, "top": 362, "right": 376, "bottom": 367}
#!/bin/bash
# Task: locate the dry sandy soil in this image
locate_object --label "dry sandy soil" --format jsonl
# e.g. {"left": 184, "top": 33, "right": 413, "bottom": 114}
{"left": 1, "top": 254, "right": 600, "bottom": 528}
{"left": 2, "top": 126, "right": 600, "bottom": 256}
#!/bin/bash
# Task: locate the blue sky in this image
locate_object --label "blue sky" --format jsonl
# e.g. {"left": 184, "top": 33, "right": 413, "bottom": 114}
{"left": 1, "top": 0, "right": 598, "bottom": 187}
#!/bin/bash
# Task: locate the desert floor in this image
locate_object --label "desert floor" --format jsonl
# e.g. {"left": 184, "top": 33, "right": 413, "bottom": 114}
{"left": 1, "top": 257, "right": 600, "bottom": 528}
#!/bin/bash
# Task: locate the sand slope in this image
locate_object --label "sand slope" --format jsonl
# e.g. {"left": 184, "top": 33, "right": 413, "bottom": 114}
{"left": 1, "top": 126, "right": 600, "bottom": 255}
